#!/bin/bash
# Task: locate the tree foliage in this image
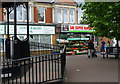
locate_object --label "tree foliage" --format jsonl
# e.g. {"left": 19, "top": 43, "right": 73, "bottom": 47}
{"left": 80, "top": 2, "right": 120, "bottom": 40}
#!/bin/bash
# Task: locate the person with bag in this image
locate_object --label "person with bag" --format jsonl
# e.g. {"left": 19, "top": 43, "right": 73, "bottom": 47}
{"left": 88, "top": 40, "right": 94, "bottom": 58}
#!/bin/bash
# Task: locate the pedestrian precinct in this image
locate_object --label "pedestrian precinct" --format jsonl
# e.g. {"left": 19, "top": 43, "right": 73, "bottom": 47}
{"left": 88, "top": 40, "right": 94, "bottom": 58}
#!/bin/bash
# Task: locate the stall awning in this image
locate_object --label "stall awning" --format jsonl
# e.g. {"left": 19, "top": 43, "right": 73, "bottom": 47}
{"left": 67, "top": 38, "right": 89, "bottom": 41}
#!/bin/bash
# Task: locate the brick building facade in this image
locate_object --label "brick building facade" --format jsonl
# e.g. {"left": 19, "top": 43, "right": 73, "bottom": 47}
{"left": 0, "top": 1, "right": 112, "bottom": 51}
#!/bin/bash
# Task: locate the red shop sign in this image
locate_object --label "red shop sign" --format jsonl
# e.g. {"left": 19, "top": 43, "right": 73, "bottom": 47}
{"left": 84, "top": 27, "right": 90, "bottom": 30}
{"left": 70, "top": 26, "right": 74, "bottom": 30}
{"left": 75, "top": 26, "right": 83, "bottom": 30}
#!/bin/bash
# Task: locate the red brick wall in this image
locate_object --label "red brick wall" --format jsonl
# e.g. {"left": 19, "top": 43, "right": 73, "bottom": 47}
{"left": 34, "top": 7, "right": 38, "bottom": 23}
{"left": 45, "top": 8, "right": 52, "bottom": 23}
{"left": 0, "top": 8, "right": 3, "bottom": 21}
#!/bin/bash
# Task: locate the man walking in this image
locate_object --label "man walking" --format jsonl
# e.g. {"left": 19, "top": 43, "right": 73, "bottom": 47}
{"left": 88, "top": 40, "right": 94, "bottom": 58}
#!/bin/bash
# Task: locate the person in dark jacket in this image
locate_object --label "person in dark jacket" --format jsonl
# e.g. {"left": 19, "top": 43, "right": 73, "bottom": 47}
{"left": 101, "top": 40, "right": 106, "bottom": 52}
{"left": 88, "top": 40, "right": 94, "bottom": 58}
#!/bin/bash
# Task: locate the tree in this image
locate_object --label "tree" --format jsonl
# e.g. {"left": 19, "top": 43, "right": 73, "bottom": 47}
{"left": 80, "top": 2, "right": 120, "bottom": 58}
{"left": 80, "top": 2, "right": 120, "bottom": 42}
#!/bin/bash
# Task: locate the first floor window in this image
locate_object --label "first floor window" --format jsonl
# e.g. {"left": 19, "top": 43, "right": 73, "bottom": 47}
{"left": 70, "top": 8, "right": 75, "bottom": 23}
{"left": 38, "top": 7, "right": 45, "bottom": 23}
{"left": 17, "top": 5, "right": 23, "bottom": 21}
{"left": 57, "top": 8, "right": 62, "bottom": 23}
{"left": 9, "top": 8, "right": 14, "bottom": 20}
{"left": 64, "top": 8, "right": 68, "bottom": 23}
{"left": 25, "top": 5, "right": 31, "bottom": 21}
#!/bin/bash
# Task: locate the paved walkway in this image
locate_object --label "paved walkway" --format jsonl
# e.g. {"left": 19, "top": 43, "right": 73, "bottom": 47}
{"left": 63, "top": 54, "right": 119, "bottom": 83}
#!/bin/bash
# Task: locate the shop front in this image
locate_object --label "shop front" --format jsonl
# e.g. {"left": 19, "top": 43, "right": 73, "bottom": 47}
{"left": 0, "top": 24, "right": 56, "bottom": 51}
{"left": 57, "top": 24, "right": 98, "bottom": 55}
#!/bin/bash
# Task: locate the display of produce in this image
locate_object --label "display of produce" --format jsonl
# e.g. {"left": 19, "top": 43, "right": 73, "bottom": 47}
{"left": 57, "top": 38, "right": 89, "bottom": 55}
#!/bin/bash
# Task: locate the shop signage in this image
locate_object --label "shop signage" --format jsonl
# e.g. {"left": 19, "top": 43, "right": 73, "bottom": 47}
{"left": 5, "top": 25, "right": 55, "bottom": 35}
{"left": 0, "top": 25, "right": 5, "bottom": 34}
{"left": 69, "top": 25, "right": 94, "bottom": 32}
{"left": 61, "top": 24, "right": 94, "bottom": 33}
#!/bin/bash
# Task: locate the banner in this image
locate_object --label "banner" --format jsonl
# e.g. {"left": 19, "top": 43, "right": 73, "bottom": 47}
{"left": 5, "top": 25, "right": 55, "bottom": 35}
{"left": 61, "top": 24, "right": 94, "bottom": 33}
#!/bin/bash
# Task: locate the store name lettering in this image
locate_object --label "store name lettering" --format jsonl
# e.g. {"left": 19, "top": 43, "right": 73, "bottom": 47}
{"left": 30, "top": 27, "right": 42, "bottom": 30}
{"left": 70, "top": 26, "right": 74, "bottom": 30}
{"left": 75, "top": 26, "right": 83, "bottom": 30}
{"left": 70, "top": 25, "right": 93, "bottom": 30}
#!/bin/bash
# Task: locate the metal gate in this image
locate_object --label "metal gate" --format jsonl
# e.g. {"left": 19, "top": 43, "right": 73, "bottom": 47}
{"left": 0, "top": 38, "right": 66, "bottom": 83}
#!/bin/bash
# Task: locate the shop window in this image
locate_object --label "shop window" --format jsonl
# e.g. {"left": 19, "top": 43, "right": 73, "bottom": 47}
{"left": 64, "top": 8, "right": 68, "bottom": 23}
{"left": 57, "top": 8, "right": 62, "bottom": 23}
{"left": 25, "top": 5, "right": 31, "bottom": 21}
{"left": 38, "top": 7, "right": 45, "bottom": 23}
{"left": 33, "top": 35, "right": 40, "bottom": 42}
{"left": 70, "top": 8, "right": 75, "bottom": 23}
{"left": 40, "top": 35, "right": 51, "bottom": 44}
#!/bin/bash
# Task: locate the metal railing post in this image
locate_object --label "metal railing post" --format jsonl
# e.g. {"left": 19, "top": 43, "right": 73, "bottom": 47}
{"left": 61, "top": 46, "right": 66, "bottom": 79}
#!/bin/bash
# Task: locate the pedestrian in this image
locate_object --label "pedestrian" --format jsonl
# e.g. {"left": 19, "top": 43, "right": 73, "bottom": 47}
{"left": 107, "top": 40, "right": 110, "bottom": 47}
{"left": 101, "top": 40, "right": 106, "bottom": 52}
{"left": 88, "top": 40, "right": 94, "bottom": 58}
{"left": 104, "top": 44, "right": 107, "bottom": 53}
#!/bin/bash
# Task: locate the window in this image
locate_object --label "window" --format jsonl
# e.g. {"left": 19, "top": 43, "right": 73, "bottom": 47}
{"left": 25, "top": 5, "right": 31, "bottom": 21}
{"left": 38, "top": 7, "right": 45, "bottom": 23}
{"left": 9, "top": 9, "right": 14, "bottom": 20}
{"left": 17, "top": 5, "right": 23, "bottom": 21}
{"left": 40, "top": 35, "right": 51, "bottom": 44}
{"left": 33, "top": 35, "right": 40, "bottom": 42}
{"left": 52, "top": 8, "right": 54, "bottom": 23}
{"left": 9, "top": 5, "right": 31, "bottom": 21}
{"left": 29, "top": 35, "right": 51, "bottom": 44}
{"left": 57, "top": 8, "right": 62, "bottom": 23}
{"left": 70, "top": 8, "right": 75, "bottom": 23}
{"left": 64, "top": 8, "right": 68, "bottom": 23}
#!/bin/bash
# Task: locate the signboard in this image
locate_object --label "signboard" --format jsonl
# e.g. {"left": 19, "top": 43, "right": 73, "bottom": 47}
{"left": 5, "top": 25, "right": 55, "bottom": 35}
{"left": 61, "top": 24, "right": 94, "bottom": 33}
{"left": 0, "top": 25, "right": 4, "bottom": 34}
{"left": 69, "top": 25, "right": 94, "bottom": 32}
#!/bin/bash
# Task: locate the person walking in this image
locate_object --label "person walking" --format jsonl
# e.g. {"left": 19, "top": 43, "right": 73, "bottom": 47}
{"left": 107, "top": 40, "right": 110, "bottom": 47}
{"left": 101, "top": 40, "right": 106, "bottom": 52}
{"left": 88, "top": 40, "right": 94, "bottom": 58}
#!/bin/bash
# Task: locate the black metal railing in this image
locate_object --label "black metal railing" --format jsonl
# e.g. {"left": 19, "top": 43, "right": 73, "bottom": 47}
{"left": 0, "top": 38, "right": 66, "bottom": 83}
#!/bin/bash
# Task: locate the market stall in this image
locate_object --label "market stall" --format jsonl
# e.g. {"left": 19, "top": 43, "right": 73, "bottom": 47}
{"left": 58, "top": 24, "right": 98, "bottom": 55}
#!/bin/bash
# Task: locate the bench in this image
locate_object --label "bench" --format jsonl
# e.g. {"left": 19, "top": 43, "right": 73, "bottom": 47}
{"left": 101, "top": 47, "right": 120, "bottom": 59}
